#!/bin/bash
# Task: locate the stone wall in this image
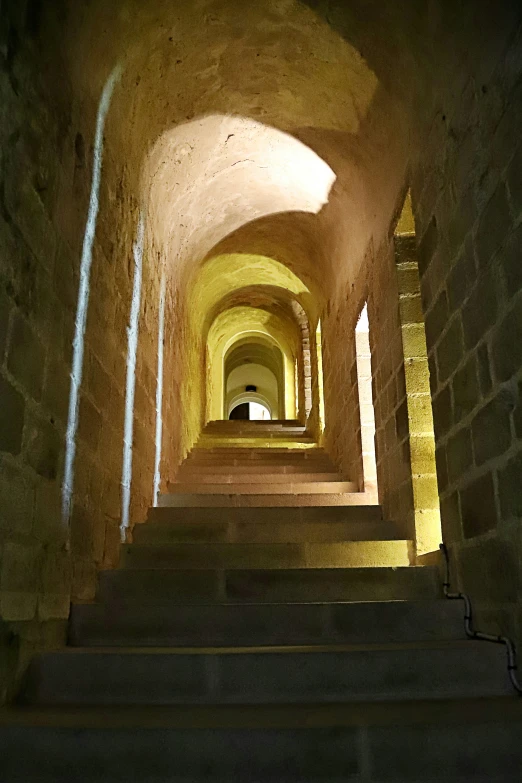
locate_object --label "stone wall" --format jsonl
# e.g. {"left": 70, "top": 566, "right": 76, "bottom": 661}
{"left": 410, "top": 15, "right": 522, "bottom": 640}
{"left": 318, "top": 2, "right": 522, "bottom": 642}
{"left": 0, "top": 4, "right": 79, "bottom": 699}
{"left": 0, "top": 4, "right": 169, "bottom": 699}
{"left": 394, "top": 235, "right": 441, "bottom": 556}
{"left": 322, "top": 288, "right": 365, "bottom": 492}
{"left": 1, "top": 0, "right": 522, "bottom": 702}
{"left": 323, "top": 237, "right": 418, "bottom": 543}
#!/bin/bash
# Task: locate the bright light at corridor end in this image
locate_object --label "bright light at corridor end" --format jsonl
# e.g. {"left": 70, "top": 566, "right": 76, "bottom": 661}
{"left": 146, "top": 115, "right": 337, "bottom": 262}
{"left": 249, "top": 402, "right": 271, "bottom": 420}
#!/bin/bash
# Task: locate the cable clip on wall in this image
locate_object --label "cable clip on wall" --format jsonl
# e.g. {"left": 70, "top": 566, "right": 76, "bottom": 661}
{"left": 440, "top": 542, "right": 522, "bottom": 695}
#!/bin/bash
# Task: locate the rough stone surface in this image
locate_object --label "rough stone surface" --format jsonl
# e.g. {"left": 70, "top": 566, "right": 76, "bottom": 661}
{"left": 0, "top": 0, "right": 520, "bottom": 701}
{"left": 0, "top": 376, "right": 25, "bottom": 455}
{"left": 459, "top": 472, "right": 498, "bottom": 539}
{"left": 6, "top": 312, "right": 45, "bottom": 401}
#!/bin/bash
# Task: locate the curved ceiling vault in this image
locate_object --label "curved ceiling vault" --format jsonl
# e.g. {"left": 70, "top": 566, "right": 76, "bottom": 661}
{"left": 59, "top": 0, "right": 416, "bottom": 454}
{"left": 64, "top": 0, "right": 413, "bottom": 306}
{"left": 189, "top": 252, "right": 314, "bottom": 338}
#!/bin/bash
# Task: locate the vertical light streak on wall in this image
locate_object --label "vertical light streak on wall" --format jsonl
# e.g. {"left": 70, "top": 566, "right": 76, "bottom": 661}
{"left": 121, "top": 212, "right": 145, "bottom": 541}
{"left": 316, "top": 320, "right": 326, "bottom": 432}
{"left": 153, "top": 272, "right": 166, "bottom": 506}
{"left": 62, "top": 63, "right": 122, "bottom": 529}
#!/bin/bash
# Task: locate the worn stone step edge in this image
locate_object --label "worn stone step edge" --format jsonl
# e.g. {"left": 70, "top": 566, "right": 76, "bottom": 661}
{"left": 2, "top": 696, "right": 522, "bottom": 728}
{"left": 166, "top": 481, "right": 357, "bottom": 495}
{"left": 158, "top": 492, "right": 377, "bottom": 507}
{"left": 133, "top": 522, "right": 399, "bottom": 545}
{"left": 69, "top": 599, "right": 466, "bottom": 646}
{"left": 2, "top": 708, "right": 522, "bottom": 783}
{"left": 203, "top": 427, "right": 306, "bottom": 432}
{"left": 176, "top": 465, "right": 339, "bottom": 475}
{"left": 119, "top": 540, "right": 413, "bottom": 569}
{"left": 145, "top": 505, "right": 384, "bottom": 522}
{"left": 21, "top": 641, "right": 512, "bottom": 705}
{"left": 195, "top": 439, "right": 316, "bottom": 446}
{"left": 172, "top": 472, "right": 345, "bottom": 483}
{"left": 185, "top": 454, "right": 329, "bottom": 462}
{"left": 189, "top": 446, "right": 324, "bottom": 453}
{"left": 97, "top": 566, "right": 442, "bottom": 604}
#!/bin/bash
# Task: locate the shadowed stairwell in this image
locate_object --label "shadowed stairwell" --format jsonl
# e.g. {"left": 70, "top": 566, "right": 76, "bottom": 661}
{"left": 1, "top": 0, "right": 522, "bottom": 778}
{"left": 3, "top": 421, "right": 522, "bottom": 779}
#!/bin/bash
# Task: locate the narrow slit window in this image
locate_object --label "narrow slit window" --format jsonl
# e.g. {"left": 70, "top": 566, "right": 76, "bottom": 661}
{"left": 355, "top": 303, "right": 377, "bottom": 494}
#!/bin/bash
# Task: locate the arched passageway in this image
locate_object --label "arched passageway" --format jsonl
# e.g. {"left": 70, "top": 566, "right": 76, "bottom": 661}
{"left": 224, "top": 339, "right": 284, "bottom": 420}
{"left": 0, "top": 0, "right": 521, "bottom": 708}
{"left": 229, "top": 400, "right": 272, "bottom": 421}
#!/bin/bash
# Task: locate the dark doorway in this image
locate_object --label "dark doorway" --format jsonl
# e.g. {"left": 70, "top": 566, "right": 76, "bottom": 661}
{"left": 229, "top": 402, "right": 250, "bottom": 420}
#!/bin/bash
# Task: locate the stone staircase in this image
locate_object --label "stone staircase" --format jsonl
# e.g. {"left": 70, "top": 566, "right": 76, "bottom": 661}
{"left": 1, "top": 420, "right": 521, "bottom": 780}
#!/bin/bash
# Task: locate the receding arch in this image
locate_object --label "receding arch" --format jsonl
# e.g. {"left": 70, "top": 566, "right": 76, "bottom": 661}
{"left": 207, "top": 308, "right": 299, "bottom": 423}
{"left": 224, "top": 339, "right": 286, "bottom": 420}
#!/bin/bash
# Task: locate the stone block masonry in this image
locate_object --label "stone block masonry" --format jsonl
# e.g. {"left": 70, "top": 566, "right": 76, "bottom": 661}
{"left": 411, "top": 18, "right": 522, "bottom": 647}
{"left": 0, "top": 0, "right": 521, "bottom": 718}
{"left": 323, "top": 237, "right": 418, "bottom": 545}
{"left": 0, "top": 8, "right": 76, "bottom": 698}
{"left": 0, "top": 6, "right": 163, "bottom": 701}
{"left": 394, "top": 236, "right": 441, "bottom": 555}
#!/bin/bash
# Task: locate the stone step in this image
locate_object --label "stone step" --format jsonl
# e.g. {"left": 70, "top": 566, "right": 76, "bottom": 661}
{"left": 203, "top": 429, "right": 308, "bottom": 438}
{"left": 173, "top": 471, "right": 344, "bottom": 483}
{"left": 119, "top": 540, "right": 412, "bottom": 570}
{"left": 98, "top": 566, "right": 441, "bottom": 605}
{"left": 185, "top": 457, "right": 333, "bottom": 466}
{"left": 196, "top": 437, "right": 315, "bottom": 446}
{"left": 186, "top": 453, "right": 324, "bottom": 462}
{"left": 167, "top": 481, "right": 357, "bottom": 495}
{"left": 203, "top": 427, "right": 304, "bottom": 433}
{"left": 3, "top": 699, "right": 522, "bottom": 781}
{"left": 21, "top": 641, "right": 512, "bottom": 706}
{"left": 191, "top": 449, "right": 320, "bottom": 456}
{"left": 201, "top": 430, "right": 308, "bottom": 439}
{"left": 183, "top": 460, "right": 336, "bottom": 470}
{"left": 187, "top": 446, "right": 320, "bottom": 460}
{"left": 184, "top": 455, "right": 333, "bottom": 464}
{"left": 69, "top": 599, "right": 465, "bottom": 647}
{"left": 205, "top": 419, "right": 301, "bottom": 427}
{"left": 204, "top": 424, "right": 306, "bottom": 433}
{"left": 134, "top": 516, "right": 396, "bottom": 546}
{"left": 198, "top": 426, "right": 310, "bottom": 434}
{"left": 158, "top": 491, "right": 375, "bottom": 507}
{"left": 145, "top": 504, "right": 384, "bottom": 524}
{"left": 177, "top": 463, "right": 339, "bottom": 474}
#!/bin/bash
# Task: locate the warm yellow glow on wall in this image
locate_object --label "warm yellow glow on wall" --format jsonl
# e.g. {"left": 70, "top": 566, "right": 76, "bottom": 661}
{"left": 190, "top": 253, "right": 310, "bottom": 332}
{"left": 186, "top": 253, "right": 313, "bottom": 431}
{"left": 395, "top": 194, "right": 442, "bottom": 556}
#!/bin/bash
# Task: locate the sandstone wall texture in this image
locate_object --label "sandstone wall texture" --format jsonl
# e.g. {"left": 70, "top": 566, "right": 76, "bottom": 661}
{"left": 410, "top": 18, "right": 522, "bottom": 641}
{"left": 0, "top": 0, "right": 521, "bottom": 700}
{"left": 0, "top": 5, "right": 79, "bottom": 699}
{"left": 0, "top": 3, "right": 167, "bottom": 699}
{"left": 322, "top": 1, "right": 522, "bottom": 641}
{"left": 323, "top": 235, "right": 417, "bottom": 542}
